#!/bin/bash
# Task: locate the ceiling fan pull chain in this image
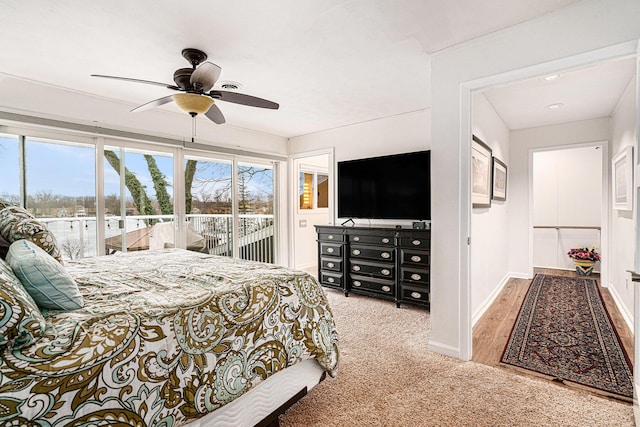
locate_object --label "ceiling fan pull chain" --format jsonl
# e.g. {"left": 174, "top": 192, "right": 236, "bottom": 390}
{"left": 191, "top": 116, "right": 196, "bottom": 143}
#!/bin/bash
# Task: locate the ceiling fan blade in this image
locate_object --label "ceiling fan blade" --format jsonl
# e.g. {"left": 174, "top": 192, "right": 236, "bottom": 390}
{"left": 190, "top": 62, "right": 221, "bottom": 92}
{"left": 205, "top": 103, "right": 226, "bottom": 124}
{"left": 91, "top": 74, "right": 180, "bottom": 90}
{"left": 211, "top": 90, "right": 279, "bottom": 109}
{"left": 131, "top": 95, "right": 175, "bottom": 112}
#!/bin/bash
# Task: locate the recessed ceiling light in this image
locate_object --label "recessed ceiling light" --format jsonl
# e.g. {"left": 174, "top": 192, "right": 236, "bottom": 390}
{"left": 545, "top": 102, "right": 564, "bottom": 110}
{"left": 543, "top": 74, "right": 561, "bottom": 81}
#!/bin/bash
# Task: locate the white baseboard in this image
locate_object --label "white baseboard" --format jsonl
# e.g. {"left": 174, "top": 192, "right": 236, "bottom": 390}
{"left": 428, "top": 340, "right": 460, "bottom": 359}
{"left": 607, "top": 282, "right": 633, "bottom": 333}
{"left": 471, "top": 272, "right": 528, "bottom": 327}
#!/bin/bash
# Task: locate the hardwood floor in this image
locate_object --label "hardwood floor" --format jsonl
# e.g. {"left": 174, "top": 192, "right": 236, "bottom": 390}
{"left": 472, "top": 268, "right": 634, "bottom": 399}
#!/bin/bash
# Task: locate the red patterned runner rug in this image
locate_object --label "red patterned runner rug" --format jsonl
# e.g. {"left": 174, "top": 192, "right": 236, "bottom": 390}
{"left": 501, "top": 274, "right": 633, "bottom": 401}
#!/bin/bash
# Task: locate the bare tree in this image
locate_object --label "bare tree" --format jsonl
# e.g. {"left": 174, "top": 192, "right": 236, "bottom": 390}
{"left": 61, "top": 240, "right": 82, "bottom": 260}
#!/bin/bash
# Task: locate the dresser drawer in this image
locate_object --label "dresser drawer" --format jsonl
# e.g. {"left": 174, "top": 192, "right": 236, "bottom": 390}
{"left": 350, "top": 245, "right": 394, "bottom": 262}
{"left": 400, "top": 249, "right": 430, "bottom": 267}
{"left": 400, "top": 267, "right": 429, "bottom": 285}
{"left": 349, "top": 234, "right": 394, "bottom": 246}
{"left": 351, "top": 276, "right": 395, "bottom": 296}
{"left": 320, "top": 271, "right": 343, "bottom": 287}
{"left": 350, "top": 260, "right": 394, "bottom": 279}
{"left": 321, "top": 257, "right": 342, "bottom": 272}
{"left": 399, "top": 236, "right": 430, "bottom": 249}
{"left": 320, "top": 242, "right": 343, "bottom": 257}
{"left": 318, "top": 232, "right": 345, "bottom": 242}
{"left": 399, "top": 283, "right": 430, "bottom": 305}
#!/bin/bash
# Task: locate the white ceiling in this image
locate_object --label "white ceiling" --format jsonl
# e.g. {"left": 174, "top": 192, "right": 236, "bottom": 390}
{"left": 483, "top": 56, "right": 637, "bottom": 130}
{"left": 2, "top": 0, "right": 626, "bottom": 140}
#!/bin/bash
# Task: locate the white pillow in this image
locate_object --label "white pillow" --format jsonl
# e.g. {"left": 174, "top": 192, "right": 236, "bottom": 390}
{"left": 6, "top": 239, "right": 83, "bottom": 311}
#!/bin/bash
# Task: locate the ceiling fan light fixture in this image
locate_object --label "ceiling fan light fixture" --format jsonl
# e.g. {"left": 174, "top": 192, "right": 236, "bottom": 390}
{"left": 173, "top": 93, "right": 214, "bottom": 115}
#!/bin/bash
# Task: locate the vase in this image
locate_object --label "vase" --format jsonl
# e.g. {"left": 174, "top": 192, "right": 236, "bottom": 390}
{"left": 574, "top": 259, "right": 595, "bottom": 276}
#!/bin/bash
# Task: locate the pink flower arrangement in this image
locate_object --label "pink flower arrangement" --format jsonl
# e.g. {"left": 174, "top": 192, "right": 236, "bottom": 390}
{"left": 567, "top": 245, "right": 601, "bottom": 262}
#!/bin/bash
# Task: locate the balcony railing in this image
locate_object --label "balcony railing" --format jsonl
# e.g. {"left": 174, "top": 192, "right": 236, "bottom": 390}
{"left": 38, "top": 214, "right": 275, "bottom": 264}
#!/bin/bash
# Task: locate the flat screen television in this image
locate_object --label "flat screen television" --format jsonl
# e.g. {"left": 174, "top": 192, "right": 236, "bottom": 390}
{"left": 337, "top": 150, "right": 430, "bottom": 220}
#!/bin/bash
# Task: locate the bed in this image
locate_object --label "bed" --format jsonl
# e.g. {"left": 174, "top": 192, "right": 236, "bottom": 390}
{"left": 0, "top": 248, "right": 339, "bottom": 426}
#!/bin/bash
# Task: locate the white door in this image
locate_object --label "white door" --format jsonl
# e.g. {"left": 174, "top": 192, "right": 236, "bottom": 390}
{"left": 290, "top": 150, "right": 333, "bottom": 272}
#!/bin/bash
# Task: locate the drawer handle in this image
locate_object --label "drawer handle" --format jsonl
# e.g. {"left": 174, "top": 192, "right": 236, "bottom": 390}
{"left": 353, "top": 236, "right": 360, "bottom": 241}
{"left": 381, "top": 269, "right": 391, "bottom": 276}
{"left": 411, "top": 255, "right": 422, "bottom": 262}
{"left": 412, "top": 239, "right": 421, "bottom": 246}
{"left": 382, "top": 238, "right": 390, "bottom": 244}
{"left": 327, "top": 277, "right": 335, "bottom": 283}
{"left": 328, "top": 235, "right": 334, "bottom": 239}
{"left": 327, "top": 262, "right": 335, "bottom": 268}
{"left": 352, "top": 249, "right": 361, "bottom": 255}
{"left": 411, "top": 273, "right": 422, "bottom": 281}
{"left": 353, "top": 281, "right": 362, "bottom": 287}
{"left": 326, "top": 247, "right": 334, "bottom": 253}
{"left": 411, "top": 291, "right": 422, "bottom": 299}
{"left": 381, "top": 252, "right": 390, "bottom": 259}
{"left": 353, "top": 265, "right": 361, "bottom": 272}
{"left": 382, "top": 285, "right": 391, "bottom": 292}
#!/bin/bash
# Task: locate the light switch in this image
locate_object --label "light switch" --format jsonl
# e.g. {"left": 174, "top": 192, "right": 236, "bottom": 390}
{"left": 299, "top": 219, "right": 307, "bottom": 227}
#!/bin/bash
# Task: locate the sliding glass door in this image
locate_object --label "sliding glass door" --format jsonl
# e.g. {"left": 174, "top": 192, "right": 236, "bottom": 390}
{"left": 0, "top": 131, "right": 278, "bottom": 264}
{"left": 0, "top": 135, "right": 98, "bottom": 260}
{"left": 103, "top": 145, "right": 174, "bottom": 254}
{"left": 238, "top": 161, "right": 274, "bottom": 262}
{"left": 183, "top": 153, "right": 276, "bottom": 262}
{"left": 184, "top": 155, "right": 233, "bottom": 256}
{"left": 0, "top": 134, "right": 20, "bottom": 204}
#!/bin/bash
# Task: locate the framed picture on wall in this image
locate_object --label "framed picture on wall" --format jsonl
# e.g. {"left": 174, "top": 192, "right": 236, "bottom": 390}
{"left": 612, "top": 145, "right": 633, "bottom": 211}
{"left": 472, "top": 135, "right": 492, "bottom": 208}
{"left": 491, "top": 157, "right": 507, "bottom": 201}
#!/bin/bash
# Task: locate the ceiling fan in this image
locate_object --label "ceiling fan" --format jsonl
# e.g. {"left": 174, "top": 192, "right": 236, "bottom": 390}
{"left": 92, "top": 48, "right": 279, "bottom": 125}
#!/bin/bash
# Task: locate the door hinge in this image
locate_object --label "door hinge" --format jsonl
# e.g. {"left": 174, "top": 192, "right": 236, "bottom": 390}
{"left": 467, "top": 237, "right": 470, "bottom": 245}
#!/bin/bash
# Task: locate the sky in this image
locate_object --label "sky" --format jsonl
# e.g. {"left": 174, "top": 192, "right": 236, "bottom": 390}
{"left": 0, "top": 136, "right": 272, "bottom": 201}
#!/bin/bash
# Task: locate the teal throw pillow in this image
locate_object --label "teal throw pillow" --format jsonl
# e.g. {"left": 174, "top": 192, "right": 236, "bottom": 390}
{"left": 6, "top": 240, "right": 83, "bottom": 311}
{"left": 0, "top": 257, "right": 46, "bottom": 348}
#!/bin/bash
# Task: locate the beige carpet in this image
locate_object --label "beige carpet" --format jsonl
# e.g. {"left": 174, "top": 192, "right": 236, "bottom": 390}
{"left": 279, "top": 289, "right": 634, "bottom": 427}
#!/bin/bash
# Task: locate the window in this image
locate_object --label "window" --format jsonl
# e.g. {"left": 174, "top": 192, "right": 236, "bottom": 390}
{"left": 1, "top": 130, "right": 279, "bottom": 264}
{"left": 25, "top": 137, "right": 96, "bottom": 259}
{"left": 299, "top": 168, "right": 329, "bottom": 211}
{"left": 103, "top": 146, "right": 174, "bottom": 254}
{"left": 238, "top": 162, "right": 274, "bottom": 262}
{"left": 0, "top": 134, "right": 20, "bottom": 204}
{"left": 300, "top": 172, "right": 314, "bottom": 209}
{"left": 185, "top": 156, "right": 233, "bottom": 256}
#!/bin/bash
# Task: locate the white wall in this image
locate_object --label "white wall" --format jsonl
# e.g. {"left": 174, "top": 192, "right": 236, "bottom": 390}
{"left": 430, "top": 0, "right": 639, "bottom": 359}
{"left": 609, "top": 74, "right": 637, "bottom": 326}
{"left": 532, "top": 147, "right": 603, "bottom": 272}
{"left": 470, "top": 93, "right": 510, "bottom": 324}
{"left": 289, "top": 109, "right": 430, "bottom": 160}
{"left": 288, "top": 109, "right": 431, "bottom": 227}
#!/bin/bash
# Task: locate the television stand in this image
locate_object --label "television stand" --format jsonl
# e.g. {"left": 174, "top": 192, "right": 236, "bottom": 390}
{"left": 315, "top": 225, "right": 430, "bottom": 309}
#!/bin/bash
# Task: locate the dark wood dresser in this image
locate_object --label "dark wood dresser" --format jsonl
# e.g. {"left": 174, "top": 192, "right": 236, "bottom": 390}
{"left": 315, "top": 225, "right": 430, "bottom": 308}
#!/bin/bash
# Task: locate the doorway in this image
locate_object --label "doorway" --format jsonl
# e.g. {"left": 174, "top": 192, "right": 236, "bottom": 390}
{"left": 531, "top": 144, "right": 607, "bottom": 279}
{"left": 289, "top": 149, "right": 334, "bottom": 272}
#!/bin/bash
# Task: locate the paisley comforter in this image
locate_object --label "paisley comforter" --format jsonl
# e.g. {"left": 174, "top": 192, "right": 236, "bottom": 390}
{"left": 0, "top": 249, "right": 339, "bottom": 426}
